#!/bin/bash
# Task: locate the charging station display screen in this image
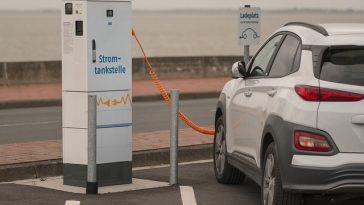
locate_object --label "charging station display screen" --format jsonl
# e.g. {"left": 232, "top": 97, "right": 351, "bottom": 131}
{"left": 65, "top": 3, "right": 73, "bottom": 15}
{"left": 107, "top": 10, "right": 114, "bottom": 17}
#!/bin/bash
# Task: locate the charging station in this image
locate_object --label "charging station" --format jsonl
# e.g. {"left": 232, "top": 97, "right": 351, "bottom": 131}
{"left": 62, "top": 0, "right": 132, "bottom": 187}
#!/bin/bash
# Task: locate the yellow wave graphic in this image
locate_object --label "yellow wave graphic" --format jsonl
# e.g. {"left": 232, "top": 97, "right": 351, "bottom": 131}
{"left": 96, "top": 98, "right": 110, "bottom": 107}
{"left": 96, "top": 93, "right": 132, "bottom": 108}
{"left": 112, "top": 93, "right": 132, "bottom": 106}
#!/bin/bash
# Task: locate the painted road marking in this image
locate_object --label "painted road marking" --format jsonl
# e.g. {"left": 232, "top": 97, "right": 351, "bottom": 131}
{"left": 133, "top": 159, "right": 213, "bottom": 171}
{"left": 0, "top": 121, "right": 60, "bottom": 127}
{"left": 180, "top": 186, "right": 197, "bottom": 205}
{"left": 65, "top": 200, "right": 80, "bottom": 205}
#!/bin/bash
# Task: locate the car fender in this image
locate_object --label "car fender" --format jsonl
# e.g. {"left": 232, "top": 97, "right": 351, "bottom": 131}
{"left": 260, "top": 114, "right": 339, "bottom": 188}
{"left": 216, "top": 93, "right": 226, "bottom": 128}
{"left": 260, "top": 114, "right": 293, "bottom": 184}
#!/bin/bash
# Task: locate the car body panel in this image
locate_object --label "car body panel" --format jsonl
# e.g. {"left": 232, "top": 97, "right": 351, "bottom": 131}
{"left": 317, "top": 80, "right": 364, "bottom": 153}
{"left": 224, "top": 50, "right": 320, "bottom": 167}
{"left": 218, "top": 23, "right": 364, "bottom": 193}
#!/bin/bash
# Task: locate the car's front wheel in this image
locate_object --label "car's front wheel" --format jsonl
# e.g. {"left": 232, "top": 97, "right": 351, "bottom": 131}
{"left": 262, "top": 143, "right": 303, "bottom": 205}
{"left": 213, "top": 115, "right": 245, "bottom": 184}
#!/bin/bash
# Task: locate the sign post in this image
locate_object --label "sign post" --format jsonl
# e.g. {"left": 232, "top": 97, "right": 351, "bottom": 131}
{"left": 239, "top": 5, "right": 261, "bottom": 63}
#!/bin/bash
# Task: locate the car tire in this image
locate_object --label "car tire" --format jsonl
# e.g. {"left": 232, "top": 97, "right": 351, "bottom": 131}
{"left": 213, "top": 115, "right": 245, "bottom": 184}
{"left": 262, "top": 143, "right": 303, "bottom": 205}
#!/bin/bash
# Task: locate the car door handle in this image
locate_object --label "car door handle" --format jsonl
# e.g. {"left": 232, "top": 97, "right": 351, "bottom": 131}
{"left": 267, "top": 89, "right": 277, "bottom": 97}
{"left": 352, "top": 115, "right": 364, "bottom": 125}
{"left": 244, "top": 90, "right": 252, "bottom": 97}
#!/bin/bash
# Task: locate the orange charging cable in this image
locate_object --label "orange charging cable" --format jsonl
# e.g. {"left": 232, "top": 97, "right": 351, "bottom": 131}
{"left": 132, "top": 29, "right": 215, "bottom": 136}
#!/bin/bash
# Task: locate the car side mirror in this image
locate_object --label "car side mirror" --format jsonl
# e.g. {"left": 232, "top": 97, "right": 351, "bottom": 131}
{"left": 232, "top": 61, "right": 247, "bottom": 79}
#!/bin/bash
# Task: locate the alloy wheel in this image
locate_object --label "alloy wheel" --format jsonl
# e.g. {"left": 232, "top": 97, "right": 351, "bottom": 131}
{"left": 263, "top": 153, "right": 275, "bottom": 205}
{"left": 215, "top": 124, "right": 226, "bottom": 175}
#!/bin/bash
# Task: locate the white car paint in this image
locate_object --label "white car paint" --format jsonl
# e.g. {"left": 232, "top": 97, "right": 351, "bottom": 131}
{"left": 222, "top": 23, "right": 364, "bottom": 169}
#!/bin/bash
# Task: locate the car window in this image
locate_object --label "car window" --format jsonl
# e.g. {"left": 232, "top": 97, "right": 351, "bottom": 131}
{"left": 269, "top": 35, "right": 301, "bottom": 77}
{"left": 292, "top": 44, "right": 302, "bottom": 71}
{"left": 321, "top": 48, "right": 364, "bottom": 86}
{"left": 249, "top": 35, "right": 283, "bottom": 77}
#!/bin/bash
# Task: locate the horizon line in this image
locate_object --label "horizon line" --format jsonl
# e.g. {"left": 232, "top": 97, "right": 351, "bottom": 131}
{"left": 0, "top": 8, "right": 363, "bottom": 13}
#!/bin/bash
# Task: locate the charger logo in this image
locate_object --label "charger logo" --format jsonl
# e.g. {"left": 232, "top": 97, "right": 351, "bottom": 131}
{"left": 96, "top": 93, "right": 132, "bottom": 108}
{"left": 94, "top": 55, "right": 127, "bottom": 75}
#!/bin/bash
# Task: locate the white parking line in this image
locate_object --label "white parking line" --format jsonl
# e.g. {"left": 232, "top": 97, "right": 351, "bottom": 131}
{"left": 132, "top": 159, "right": 213, "bottom": 171}
{"left": 0, "top": 121, "right": 60, "bottom": 127}
{"left": 180, "top": 186, "right": 197, "bottom": 205}
{"left": 65, "top": 200, "right": 80, "bottom": 205}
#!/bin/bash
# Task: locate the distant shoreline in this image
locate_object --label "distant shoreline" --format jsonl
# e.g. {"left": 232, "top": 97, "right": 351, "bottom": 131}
{"left": 0, "top": 7, "right": 362, "bottom": 62}
{"left": 0, "top": 8, "right": 363, "bottom": 14}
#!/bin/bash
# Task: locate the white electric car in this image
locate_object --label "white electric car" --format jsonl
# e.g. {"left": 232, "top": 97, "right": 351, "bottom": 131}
{"left": 214, "top": 22, "right": 364, "bottom": 205}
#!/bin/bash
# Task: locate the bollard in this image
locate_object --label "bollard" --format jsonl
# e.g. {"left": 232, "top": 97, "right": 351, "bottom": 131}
{"left": 244, "top": 5, "right": 251, "bottom": 64}
{"left": 170, "top": 89, "right": 179, "bottom": 185}
{"left": 86, "top": 95, "right": 98, "bottom": 194}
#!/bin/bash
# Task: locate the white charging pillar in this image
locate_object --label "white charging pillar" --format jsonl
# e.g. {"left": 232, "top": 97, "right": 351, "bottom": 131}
{"left": 62, "top": 0, "right": 132, "bottom": 187}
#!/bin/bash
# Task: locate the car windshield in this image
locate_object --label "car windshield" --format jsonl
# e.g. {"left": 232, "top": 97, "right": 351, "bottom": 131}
{"left": 321, "top": 47, "right": 364, "bottom": 86}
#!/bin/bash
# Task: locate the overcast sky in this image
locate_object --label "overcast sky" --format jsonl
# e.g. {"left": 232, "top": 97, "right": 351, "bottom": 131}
{"left": 0, "top": 0, "right": 363, "bottom": 10}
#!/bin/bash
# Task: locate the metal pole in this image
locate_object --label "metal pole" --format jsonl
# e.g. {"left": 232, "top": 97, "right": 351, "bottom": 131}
{"left": 170, "top": 89, "right": 179, "bottom": 185}
{"left": 244, "top": 5, "right": 251, "bottom": 64}
{"left": 244, "top": 45, "right": 250, "bottom": 64}
{"left": 86, "top": 95, "right": 98, "bottom": 194}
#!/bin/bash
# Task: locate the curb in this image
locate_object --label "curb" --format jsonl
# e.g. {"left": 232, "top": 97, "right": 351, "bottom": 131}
{"left": 0, "top": 92, "right": 220, "bottom": 109}
{"left": 0, "top": 100, "right": 62, "bottom": 110}
{"left": 0, "top": 144, "right": 212, "bottom": 182}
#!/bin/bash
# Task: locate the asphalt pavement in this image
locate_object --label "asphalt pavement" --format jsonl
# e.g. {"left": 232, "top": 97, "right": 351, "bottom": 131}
{"left": 0, "top": 161, "right": 363, "bottom": 205}
{"left": 0, "top": 98, "right": 217, "bottom": 144}
{"left": 0, "top": 161, "right": 259, "bottom": 205}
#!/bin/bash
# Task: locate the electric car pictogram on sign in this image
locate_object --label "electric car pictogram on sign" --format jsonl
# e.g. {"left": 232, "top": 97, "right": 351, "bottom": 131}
{"left": 239, "top": 28, "right": 260, "bottom": 40}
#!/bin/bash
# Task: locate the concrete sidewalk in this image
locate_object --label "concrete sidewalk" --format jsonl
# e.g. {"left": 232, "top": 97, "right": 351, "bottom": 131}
{"left": 0, "top": 77, "right": 229, "bottom": 108}
{"left": 0, "top": 128, "right": 213, "bottom": 166}
{"left": 0, "top": 128, "right": 214, "bottom": 182}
